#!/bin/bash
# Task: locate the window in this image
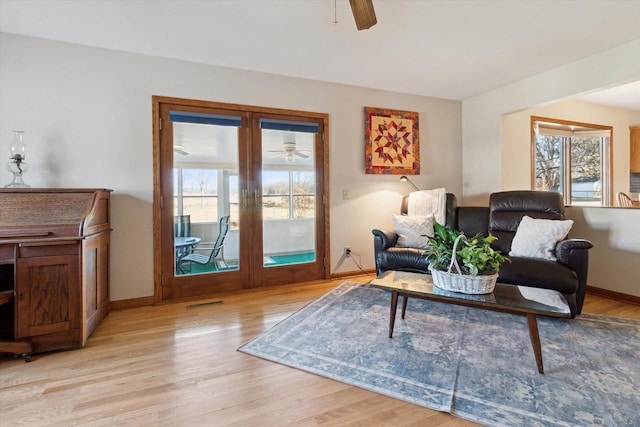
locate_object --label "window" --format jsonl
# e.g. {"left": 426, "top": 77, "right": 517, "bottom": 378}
{"left": 262, "top": 170, "right": 316, "bottom": 220}
{"left": 532, "top": 117, "right": 612, "bottom": 206}
{"left": 173, "top": 168, "right": 219, "bottom": 222}
{"left": 293, "top": 171, "right": 315, "bottom": 219}
{"left": 262, "top": 170, "right": 290, "bottom": 219}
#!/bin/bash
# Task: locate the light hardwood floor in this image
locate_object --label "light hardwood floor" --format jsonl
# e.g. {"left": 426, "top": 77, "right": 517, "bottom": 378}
{"left": 1, "top": 274, "right": 639, "bottom": 426}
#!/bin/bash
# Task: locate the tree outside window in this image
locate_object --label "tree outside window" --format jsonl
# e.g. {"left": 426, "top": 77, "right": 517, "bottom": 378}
{"left": 535, "top": 135, "right": 563, "bottom": 193}
{"left": 293, "top": 171, "right": 315, "bottom": 219}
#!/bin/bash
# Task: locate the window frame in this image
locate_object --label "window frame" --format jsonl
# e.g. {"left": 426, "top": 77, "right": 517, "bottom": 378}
{"left": 173, "top": 167, "right": 223, "bottom": 223}
{"left": 291, "top": 170, "right": 315, "bottom": 220}
{"left": 531, "top": 116, "right": 613, "bottom": 206}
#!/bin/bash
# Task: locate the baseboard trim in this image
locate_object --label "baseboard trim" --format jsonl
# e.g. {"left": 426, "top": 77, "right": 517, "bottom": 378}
{"left": 587, "top": 286, "right": 640, "bottom": 306}
{"left": 110, "top": 296, "right": 155, "bottom": 311}
{"left": 108, "top": 272, "right": 375, "bottom": 310}
{"left": 330, "top": 269, "right": 376, "bottom": 280}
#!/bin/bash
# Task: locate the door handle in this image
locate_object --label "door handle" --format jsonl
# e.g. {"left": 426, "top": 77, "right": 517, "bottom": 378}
{"left": 254, "top": 189, "right": 260, "bottom": 211}
{"left": 241, "top": 189, "right": 248, "bottom": 212}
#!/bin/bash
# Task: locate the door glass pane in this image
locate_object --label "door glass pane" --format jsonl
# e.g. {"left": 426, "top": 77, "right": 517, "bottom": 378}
{"left": 261, "top": 128, "right": 316, "bottom": 267}
{"left": 172, "top": 118, "right": 239, "bottom": 276}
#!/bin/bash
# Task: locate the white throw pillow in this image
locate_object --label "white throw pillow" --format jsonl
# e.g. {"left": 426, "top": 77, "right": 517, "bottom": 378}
{"left": 393, "top": 214, "right": 435, "bottom": 249}
{"left": 509, "top": 215, "right": 573, "bottom": 261}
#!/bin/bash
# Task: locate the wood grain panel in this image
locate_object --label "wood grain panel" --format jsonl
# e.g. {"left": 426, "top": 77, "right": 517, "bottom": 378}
{"left": 82, "top": 231, "right": 111, "bottom": 344}
{"left": 29, "top": 264, "right": 70, "bottom": 326}
{"left": 0, "top": 244, "right": 15, "bottom": 263}
{"left": 0, "top": 192, "right": 94, "bottom": 226}
{"left": 85, "top": 247, "right": 98, "bottom": 314}
{"left": 16, "top": 254, "right": 79, "bottom": 338}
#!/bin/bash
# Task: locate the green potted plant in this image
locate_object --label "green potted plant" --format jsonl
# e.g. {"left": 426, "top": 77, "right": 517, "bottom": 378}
{"left": 422, "top": 223, "right": 510, "bottom": 294}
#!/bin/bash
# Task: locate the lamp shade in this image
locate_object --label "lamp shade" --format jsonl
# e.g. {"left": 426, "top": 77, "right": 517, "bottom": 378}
{"left": 9, "top": 130, "right": 26, "bottom": 160}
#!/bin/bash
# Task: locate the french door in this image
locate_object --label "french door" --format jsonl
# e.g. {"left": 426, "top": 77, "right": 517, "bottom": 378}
{"left": 153, "top": 97, "right": 329, "bottom": 301}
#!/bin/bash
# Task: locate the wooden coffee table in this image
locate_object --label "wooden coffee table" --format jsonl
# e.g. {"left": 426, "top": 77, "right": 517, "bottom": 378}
{"left": 371, "top": 271, "right": 572, "bottom": 374}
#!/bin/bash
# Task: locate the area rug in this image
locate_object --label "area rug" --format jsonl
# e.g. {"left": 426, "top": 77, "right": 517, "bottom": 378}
{"left": 238, "top": 282, "right": 640, "bottom": 427}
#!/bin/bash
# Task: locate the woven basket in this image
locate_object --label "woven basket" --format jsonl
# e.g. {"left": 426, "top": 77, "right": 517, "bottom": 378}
{"left": 429, "top": 235, "right": 497, "bottom": 295}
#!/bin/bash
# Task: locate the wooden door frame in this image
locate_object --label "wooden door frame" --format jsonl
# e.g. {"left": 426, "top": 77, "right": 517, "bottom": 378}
{"left": 248, "top": 112, "right": 328, "bottom": 288}
{"left": 152, "top": 96, "right": 330, "bottom": 302}
{"left": 156, "top": 102, "right": 252, "bottom": 300}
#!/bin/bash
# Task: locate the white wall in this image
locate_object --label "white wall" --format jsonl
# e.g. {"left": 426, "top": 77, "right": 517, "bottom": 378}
{"left": 0, "top": 33, "right": 462, "bottom": 301}
{"left": 566, "top": 206, "right": 640, "bottom": 295}
{"left": 462, "top": 39, "right": 640, "bottom": 296}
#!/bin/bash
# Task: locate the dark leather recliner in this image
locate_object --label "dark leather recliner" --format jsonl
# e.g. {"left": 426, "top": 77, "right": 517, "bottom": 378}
{"left": 372, "top": 190, "right": 593, "bottom": 318}
{"left": 372, "top": 193, "right": 458, "bottom": 275}
{"left": 487, "top": 191, "right": 592, "bottom": 318}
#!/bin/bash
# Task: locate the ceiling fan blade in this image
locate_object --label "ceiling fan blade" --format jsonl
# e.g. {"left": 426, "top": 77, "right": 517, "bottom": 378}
{"left": 349, "top": 0, "right": 377, "bottom": 31}
{"left": 294, "top": 151, "right": 310, "bottom": 159}
{"left": 174, "top": 146, "right": 189, "bottom": 156}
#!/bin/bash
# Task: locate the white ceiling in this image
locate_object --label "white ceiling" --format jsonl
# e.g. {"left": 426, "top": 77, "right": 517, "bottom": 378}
{"left": 571, "top": 80, "right": 640, "bottom": 112}
{"left": 1, "top": 0, "right": 640, "bottom": 104}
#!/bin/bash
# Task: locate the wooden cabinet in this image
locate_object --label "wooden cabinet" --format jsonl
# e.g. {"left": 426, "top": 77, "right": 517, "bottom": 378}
{"left": 0, "top": 189, "right": 111, "bottom": 356}
{"left": 16, "top": 246, "right": 80, "bottom": 340}
{"left": 631, "top": 126, "right": 640, "bottom": 173}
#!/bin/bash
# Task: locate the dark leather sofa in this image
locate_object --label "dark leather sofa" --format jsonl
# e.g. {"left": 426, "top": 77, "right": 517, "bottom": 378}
{"left": 372, "top": 191, "right": 593, "bottom": 318}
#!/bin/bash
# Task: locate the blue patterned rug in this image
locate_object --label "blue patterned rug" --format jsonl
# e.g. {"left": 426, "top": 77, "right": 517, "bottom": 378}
{"left": 238, "top": 282, "right": 640, "bottom": 427}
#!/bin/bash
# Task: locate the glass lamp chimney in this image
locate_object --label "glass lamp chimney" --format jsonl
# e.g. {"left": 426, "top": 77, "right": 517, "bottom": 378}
{"left": 5, "top": 130, "right": 31, "bottom": 188}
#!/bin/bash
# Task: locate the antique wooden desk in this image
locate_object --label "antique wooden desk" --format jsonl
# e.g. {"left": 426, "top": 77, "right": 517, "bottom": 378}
{"left": 0, "top": 189, "right": 111, "bottom": 360}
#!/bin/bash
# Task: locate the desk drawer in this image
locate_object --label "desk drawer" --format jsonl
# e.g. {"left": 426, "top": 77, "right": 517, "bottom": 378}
{"left": 19, "top": 242, "right": 80, "bottom": 258}
{"left": 0, "top": 245, "right": 16, "bottom": 263}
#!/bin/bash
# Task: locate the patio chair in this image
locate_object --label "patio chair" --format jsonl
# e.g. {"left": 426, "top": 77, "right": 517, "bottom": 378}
{"left": 174, "top": 215, "right": 192, "bottom": 260}
{"left": 177, "top": 215, "right": 230, "bottom": 273}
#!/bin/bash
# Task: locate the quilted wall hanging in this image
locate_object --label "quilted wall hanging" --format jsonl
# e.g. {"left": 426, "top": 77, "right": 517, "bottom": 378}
{"left": 364, "top": 107, "right": 420, "bottom": 175}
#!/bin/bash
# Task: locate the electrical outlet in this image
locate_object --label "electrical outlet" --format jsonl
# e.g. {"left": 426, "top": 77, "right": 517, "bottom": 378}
{"left": 344, "top": 246, "right": 351, "bottom": 257}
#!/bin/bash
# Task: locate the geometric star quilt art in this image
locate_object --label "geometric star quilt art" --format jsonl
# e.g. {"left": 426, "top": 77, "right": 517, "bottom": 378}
{"left": 364, "top": 107, "right": 420, "bottom": 175}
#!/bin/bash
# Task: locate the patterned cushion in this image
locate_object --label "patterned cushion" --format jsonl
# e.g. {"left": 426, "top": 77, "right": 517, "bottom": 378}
{"left": 393, "top": 214, "right": 435, "bottom": 249}
{"left": 509, "top": 216, "right": 573, "bottom": 261}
